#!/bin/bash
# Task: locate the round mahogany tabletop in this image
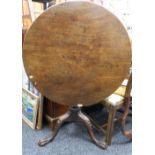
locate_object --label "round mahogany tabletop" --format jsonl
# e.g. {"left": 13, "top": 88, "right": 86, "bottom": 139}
{"left": 23, "top": 1, "right": 131, "bottom": 106}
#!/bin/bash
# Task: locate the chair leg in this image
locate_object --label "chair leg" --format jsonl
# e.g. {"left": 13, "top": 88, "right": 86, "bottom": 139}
{"left": 120, "top": 97, "right": 132, "bottom": 139}
{"left": 105, "top": 108, "right": 116, "bottom": 145}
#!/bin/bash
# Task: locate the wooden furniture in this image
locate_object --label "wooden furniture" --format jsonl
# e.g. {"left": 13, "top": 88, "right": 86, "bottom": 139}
{"left": 99, "top": 71, "right": 132, "bottom": 145}
{"left": 23, "top": 1, "right": 131, "bottom": 149}
{"left": 22, "top": 0, "right": 65, "bottom": 129}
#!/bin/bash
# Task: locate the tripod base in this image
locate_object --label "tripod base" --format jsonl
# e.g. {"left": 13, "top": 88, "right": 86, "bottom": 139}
{"left": 38, "top": 106, "right": 107, "bottom": 149}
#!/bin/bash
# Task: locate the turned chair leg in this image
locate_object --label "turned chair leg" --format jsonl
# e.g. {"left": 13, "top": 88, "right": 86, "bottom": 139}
{"left": 120, "top": 97, "right": 132, "bottom": 139}
{"left": 105, "top": 108, "right": 116, "bottom": 145}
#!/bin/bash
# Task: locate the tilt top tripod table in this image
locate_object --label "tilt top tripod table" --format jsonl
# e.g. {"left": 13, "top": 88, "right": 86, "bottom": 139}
{"left": 23, "top": 1, "right": 131, "bottom": 149}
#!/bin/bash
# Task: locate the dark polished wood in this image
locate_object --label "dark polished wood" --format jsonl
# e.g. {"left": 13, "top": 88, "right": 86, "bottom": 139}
{"left": 23, "top": 1, "right": 131, "bottom": 106}
{"left": 38, "top": 106, "right": 108, "bottom": 149}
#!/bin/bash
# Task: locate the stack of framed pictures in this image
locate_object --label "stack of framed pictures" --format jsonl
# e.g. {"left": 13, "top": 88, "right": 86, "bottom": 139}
{"left": 22, "top": 67, "right": 43, "bottom": 129}
{"left": 22, "top": 67, "right": 43, "bottom": 130}
{"left": 22, "top": 88, "right": 39, "bottom": 129}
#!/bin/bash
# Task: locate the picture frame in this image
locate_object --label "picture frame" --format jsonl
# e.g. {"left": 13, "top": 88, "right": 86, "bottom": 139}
{"left": 22, "top": 88, "right": 39, "bottom": 129}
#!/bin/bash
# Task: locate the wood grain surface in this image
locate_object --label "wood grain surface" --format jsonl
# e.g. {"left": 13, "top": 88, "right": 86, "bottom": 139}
{"left": 23, "top": 1, "right": 131, "bottom": 106}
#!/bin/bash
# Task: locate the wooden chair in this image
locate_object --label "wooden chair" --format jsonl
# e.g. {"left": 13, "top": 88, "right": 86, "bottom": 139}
{"left": 82, "top": 71, "right": 132, "bottom": 147}
{"left": 100, "top": 71, "right": 132, "bottom": 145}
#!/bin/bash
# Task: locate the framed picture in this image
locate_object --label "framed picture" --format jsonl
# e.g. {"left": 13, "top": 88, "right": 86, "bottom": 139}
{"left": 22, "top": 88, "right": 39, "bottom": 129}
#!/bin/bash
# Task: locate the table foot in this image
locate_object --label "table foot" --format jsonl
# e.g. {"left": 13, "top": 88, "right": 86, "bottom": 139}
{"left": 78, "top": 112, "right": 107, "bottom": 149}
{"left": 38, "top": 112, "right": 70, "bottom": 146}
{"left": 38, "top": 106, "right": 107, "bottom": 149}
